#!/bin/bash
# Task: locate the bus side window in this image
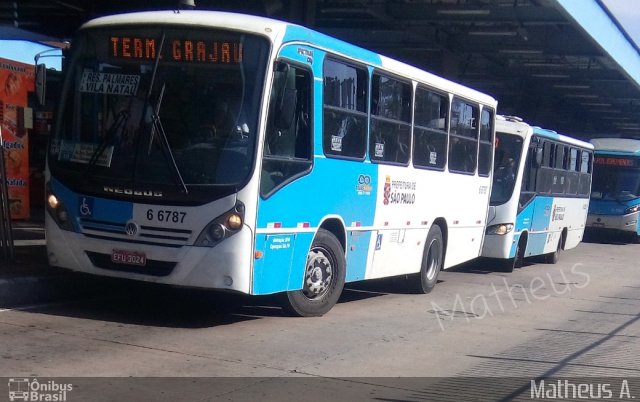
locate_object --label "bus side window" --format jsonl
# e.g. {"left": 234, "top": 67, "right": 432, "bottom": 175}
{"left": 448, "top": 98, "right": 478, "bottom": 174}
{"left": 413, "top": 86, "right": 448, "bottom": 170}
{"left": 322, "top": 58, "right": 368, "bottom": 159}
{"left": 370, "top": 72, "right": 412, "bottom": 165}
{"left": 478, "top": 108, "right": 494, "bottom": 177}
{"left": 260, "top": 61, "right": 313, "bottom": 197}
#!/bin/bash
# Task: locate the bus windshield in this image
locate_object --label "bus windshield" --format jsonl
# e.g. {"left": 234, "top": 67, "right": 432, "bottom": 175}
{"left": 591, "top": 162, "right": 640, "bottom": 200}
{"left": 490, "top": 132, "right": 523, "bottom": 205}
{"left": 49, "top": 26, "right": 269, "bottom": 202}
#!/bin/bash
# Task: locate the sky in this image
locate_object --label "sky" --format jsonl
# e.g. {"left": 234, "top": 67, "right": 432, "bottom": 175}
{"left": 601, "top": 0, "right": 640, "bottom": 47}
{"left": 0, "top": 40, "right": 62, "bottom": 70}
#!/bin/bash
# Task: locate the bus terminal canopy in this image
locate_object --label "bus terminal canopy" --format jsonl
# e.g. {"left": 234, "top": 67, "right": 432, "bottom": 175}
{"left": 2, "top": 0, "right": 639, "bottom": 139}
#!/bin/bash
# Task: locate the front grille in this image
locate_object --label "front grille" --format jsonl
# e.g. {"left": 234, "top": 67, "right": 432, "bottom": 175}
{"left": 79, "top": 218, "right": 192, "bottom": 248}
{"left": 86, "top": 251, "right": 176, "bottom": 277}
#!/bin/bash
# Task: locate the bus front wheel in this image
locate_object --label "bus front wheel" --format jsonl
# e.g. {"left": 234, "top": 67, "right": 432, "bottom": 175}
{"left": 282, "top": 229, "right": 346, "bottom": 317}
{"left": 496, "top": 236, "right": 526, "bottom": 273}
{"left": 543, "top": 236, "right": 562, "bottom": 264}
{"left": 412, "top": 225, "right": 444, "bottom": 294}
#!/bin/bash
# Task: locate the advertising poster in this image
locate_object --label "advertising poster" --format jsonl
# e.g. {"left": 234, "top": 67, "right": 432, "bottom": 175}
{"left": 0, "top": 57, "right": 34, "bottom": 220}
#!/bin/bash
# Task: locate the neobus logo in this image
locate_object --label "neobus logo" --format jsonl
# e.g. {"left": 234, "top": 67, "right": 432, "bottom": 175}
{"left": 103, "top": 186, "right": 163, "bottom": 198}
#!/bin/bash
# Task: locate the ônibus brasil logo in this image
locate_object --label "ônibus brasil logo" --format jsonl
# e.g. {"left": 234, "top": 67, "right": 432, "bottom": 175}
{"left": 8, "top": 378, "right": 73, "bottom": 401}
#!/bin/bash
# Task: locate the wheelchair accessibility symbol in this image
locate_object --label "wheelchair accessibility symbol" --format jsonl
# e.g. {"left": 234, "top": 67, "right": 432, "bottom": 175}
{"left": 79, "top": 196, "right": 94, "bottom": 217}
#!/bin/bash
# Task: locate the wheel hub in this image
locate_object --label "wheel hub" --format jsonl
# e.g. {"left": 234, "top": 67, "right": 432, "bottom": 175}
{"left": 304, "top": 250, "right": 333, "bottom": 298}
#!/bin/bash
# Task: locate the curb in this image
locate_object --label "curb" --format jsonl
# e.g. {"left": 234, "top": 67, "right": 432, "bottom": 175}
{"left": 0, "top": 245, "right": 94, "bottom": 308}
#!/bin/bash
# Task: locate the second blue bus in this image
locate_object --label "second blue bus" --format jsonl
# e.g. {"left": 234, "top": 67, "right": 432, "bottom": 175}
{"left": 482, "top": 116, "right": 594, "bottom": 271}
{"left": 587, "top": 138, "right": 640, "bottom": 242}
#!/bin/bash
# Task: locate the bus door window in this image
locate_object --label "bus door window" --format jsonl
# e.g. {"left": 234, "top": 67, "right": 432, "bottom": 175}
{"left": 260, "top": 61, "right": 312, "bottom": 197}
{"left": 519, "top": 139, "right": 539, "bottom": 210}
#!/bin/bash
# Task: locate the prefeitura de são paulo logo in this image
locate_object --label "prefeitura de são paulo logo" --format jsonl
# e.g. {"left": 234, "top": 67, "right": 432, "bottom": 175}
{"left": 8, "top": 378, "right": 73, "bottom": 401}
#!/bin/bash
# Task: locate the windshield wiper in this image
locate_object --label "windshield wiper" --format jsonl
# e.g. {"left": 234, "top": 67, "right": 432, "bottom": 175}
{"left": 127, "top": 32, "right": 188, "bottom": 194}
{"left": 148, "top": 83, "right": 189, "bottom": 194}
{"left": 85, "top": 109, "right": 129, "bottom": 180}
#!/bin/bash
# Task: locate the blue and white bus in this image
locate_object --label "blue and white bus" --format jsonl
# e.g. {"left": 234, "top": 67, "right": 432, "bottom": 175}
{"left": 587, "top": 138, "right": 640, "bottom": 242}
{"left": 45, "top": 10, "right": 497, "bottom": 316}
{"left": 482, "top": 116, "right": 593, "bottom": 271}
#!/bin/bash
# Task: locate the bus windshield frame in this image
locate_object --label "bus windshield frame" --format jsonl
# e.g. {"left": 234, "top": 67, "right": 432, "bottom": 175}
{"left": 49, "top": 25, "right": 270, "bottom": 205}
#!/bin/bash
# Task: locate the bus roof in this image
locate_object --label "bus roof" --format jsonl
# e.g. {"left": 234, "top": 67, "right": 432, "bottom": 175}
{"left": 495, "top": 115, "right": 593, "bottom": 150}
{"left": 590, "top": 138, "right": 640, "bottom": 155}
{"left": 495, "top": 115, "right": 531, "bottom": 138}
{"left": 79, "top": 10, "right": 497, "bottom": 108}
{"left": 532, "top": 126, "right": 593, "bottom": 150}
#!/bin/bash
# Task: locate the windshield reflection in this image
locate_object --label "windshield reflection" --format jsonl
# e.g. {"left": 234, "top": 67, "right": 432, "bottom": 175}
{"left": 491, "top": 133, "right": 523, "bottom": 205}
{"left": 591, "top": 164, "right": 640, "bottom": 200}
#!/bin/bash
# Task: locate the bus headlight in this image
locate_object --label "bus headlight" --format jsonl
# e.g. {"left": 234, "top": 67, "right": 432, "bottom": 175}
{"left": 195, "top": 201, "right": 245, "bottom": 247}
{"left": 208, "top": 224, "right": 226, "bottom": 241}
{"left": 486, "top": 223, "right": 514, "bottom": 235}
{"left": 226, "top": 213, "right": 243, "bottom": 230}
{"left": 625, "top": 205, "right": 640, "bottom": 214}
{"left": 45, "top": 183, "right": 73, "bottom": 231}
{"left": 47, "top": 194, "right": 60, "bottom": 209}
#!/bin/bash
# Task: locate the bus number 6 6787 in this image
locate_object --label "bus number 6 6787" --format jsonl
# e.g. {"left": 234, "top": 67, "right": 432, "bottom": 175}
{"left": 146, "top": 209, "right": 187, "bottom": 223}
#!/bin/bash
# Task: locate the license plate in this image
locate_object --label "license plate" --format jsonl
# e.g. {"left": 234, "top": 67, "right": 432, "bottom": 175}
{"left": 111, "top": 249, "right": 146, "bottom": 266}
{"left": 591, "top": 222, "right": 605, "bottom": 227}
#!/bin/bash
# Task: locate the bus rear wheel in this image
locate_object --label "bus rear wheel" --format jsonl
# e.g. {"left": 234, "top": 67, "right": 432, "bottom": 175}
{"left": 282, "top": 229, "right": 345, "bottom": 317}
{"left": 411, "top": 225, "right": 444, "bottom": 294}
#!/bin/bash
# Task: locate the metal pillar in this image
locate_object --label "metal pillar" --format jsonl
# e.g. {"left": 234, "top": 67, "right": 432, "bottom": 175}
{"left": 0, "top": 126, "right": 15, "bottom": 263}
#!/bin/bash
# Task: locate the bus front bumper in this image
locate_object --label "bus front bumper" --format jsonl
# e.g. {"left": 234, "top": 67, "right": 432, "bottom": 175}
{"left": 586, "top": 212, "right": 639, "bottom": 234}
{"left": 45, "top": 215, "right": 254, "bottom": 294}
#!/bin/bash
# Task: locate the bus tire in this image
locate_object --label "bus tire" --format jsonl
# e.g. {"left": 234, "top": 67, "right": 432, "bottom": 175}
{"left": 412, "top": 225, "right": 444, "bottom": 294}
{"left": 495, "top": 236, "right": 525, "bottom": 273}
{"left": 495, "top": 258, "right": 516, "bottom": 273}
{"left": 282, "top": 229, "right": 345, "bottom": 317}
{"left": 543, "top": 236, "right": 562, "bottom": 264}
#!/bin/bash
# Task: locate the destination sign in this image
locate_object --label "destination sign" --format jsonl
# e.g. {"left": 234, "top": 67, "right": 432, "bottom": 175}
{"left": 109, "top": 36, "right": 243, "bottom": 64}
{"left": 594, "top": 157, "right": 638, "bottom": 167}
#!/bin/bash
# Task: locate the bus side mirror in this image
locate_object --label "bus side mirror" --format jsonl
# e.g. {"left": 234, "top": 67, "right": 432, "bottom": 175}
{"left": 534, "top": 147, "right": 543, "bottom": 167}
{"left": 35, "top": 64, "right": 47, "bottom": 106}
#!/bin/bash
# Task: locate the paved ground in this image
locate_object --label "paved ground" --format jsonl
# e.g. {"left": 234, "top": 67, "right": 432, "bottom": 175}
{"left": 0, "top": 231, "right": 638, "bottom": 400}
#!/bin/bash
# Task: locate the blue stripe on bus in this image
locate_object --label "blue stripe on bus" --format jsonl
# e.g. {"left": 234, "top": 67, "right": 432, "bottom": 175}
{"left": 51, "top": 178, "right": 134, "bottom": 230}
{"left": 283, "top": 25, "right": 383, "bottom": 67}
{"left": 254, "top": 156, "right": 378, "bottom": 294}
{"left": 514, "top": 195, "right": 554, "bottom": 257}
